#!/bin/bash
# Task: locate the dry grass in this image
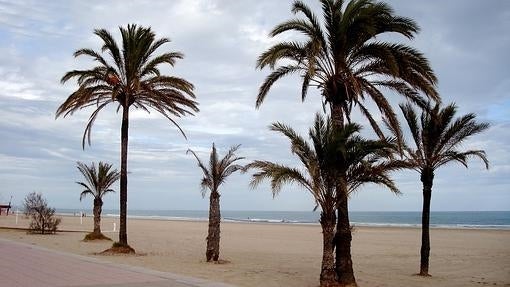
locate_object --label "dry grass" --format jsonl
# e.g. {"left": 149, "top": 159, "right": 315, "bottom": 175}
{"left": 100, "top": 242, "right": 136, "bottom": 255}
{"left": 83, "top": 232, "right": 112, "bottom": 241}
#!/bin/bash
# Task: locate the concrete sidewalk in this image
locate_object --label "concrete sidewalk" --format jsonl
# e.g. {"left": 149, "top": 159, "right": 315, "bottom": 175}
{"left": 0, "top": 238, "right": 235, "bottom": 287}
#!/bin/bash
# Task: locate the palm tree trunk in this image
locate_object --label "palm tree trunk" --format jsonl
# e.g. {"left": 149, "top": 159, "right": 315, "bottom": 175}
{"left": 119, "top": 106, "right": 129, "bottom": 247}
{"left": 419, "top": 167, "right": 434, "bottom": 276}
{"left": 93, "top": 198, "right": 102, "bottom": 234}
{"left": 320, "top": 210, "right": 338, "bottom": 287}
{"left": 335, "top": 177, "right": 357, "bottom": 287}
{"left": 206, "top": 190, "right": 221, "bottom": 262}
{"left": 330, "top": 101, "right": 357, "bottom": 287}
{"left": 330, "top": 103, "right": 344, "bottom": 128}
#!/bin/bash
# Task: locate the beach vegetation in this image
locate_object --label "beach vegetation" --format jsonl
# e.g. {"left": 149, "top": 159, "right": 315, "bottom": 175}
{"left": 255, "top": 0, "right": 438, "bottom": 285}
{"left": 56, "top": 24, "right": 199, "bottom": 252}
{"left": 187, "top": 144, "right": 244, "bottom": 262}
{"left": 393, "top": 102, "right": 489, "bottom": 276}
{"left": 23, "top": 192, "right": 61, "bottom": 234}
{"left": 246, "top": 114, "right": 401, "bottom": 287}
{"left": 83, "top": 232, "right": 111, "bottom": 241}
{"left": 76, "top": 161, "right": 119, "bottom": 241}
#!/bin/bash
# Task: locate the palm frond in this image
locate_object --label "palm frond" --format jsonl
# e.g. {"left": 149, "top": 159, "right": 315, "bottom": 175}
{"left": 397, "top": 102, "right": 489, "bottom": 177}
{"left": 247, "top": 113, "right": 401, "bottom": 214}
{"left": 256, "top": 0, "right": 438, "bottom": 137}
{"left": 256, "top": 65, "right": 301, "bottom": 108}
{"left": 188, "top": 143, "right": 244, "bottom": 197}
{"left": 245, "top": 161, "right": 313, "bottom": 197}
{"left": 76, "top": 161, "right": 119, "bottom": 200}
{"left": 57, "top": 24, "right": 198, "bottom": 148}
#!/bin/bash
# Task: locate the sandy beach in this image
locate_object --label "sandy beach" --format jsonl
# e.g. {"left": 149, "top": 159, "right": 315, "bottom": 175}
{"left": 0, "top": 214, "right": 508, "bottom": 287}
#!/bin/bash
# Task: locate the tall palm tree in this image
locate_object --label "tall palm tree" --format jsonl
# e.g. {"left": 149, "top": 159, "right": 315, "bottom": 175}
{"left": 76, "top": 161, "right": 120, "bottom": 240}
{"left": 257, "top": 0, "right": 438, "bottom": 131}
{"left": 256, "top": 1, "right": 438, "bottom": 283}
{"left": 395, "top": 103, "right": 489, "bottom": 276}
{"left": 56, "top": 24, "right": 199, "bottom": 252}
{"left": 187, "top": 144, "right": 244, "bottom": 262}
{"left": 246, "top": 114, "right": 401, "bottom": 287}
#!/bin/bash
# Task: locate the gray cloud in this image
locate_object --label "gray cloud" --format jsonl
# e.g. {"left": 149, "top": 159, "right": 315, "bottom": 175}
{"left": 0, "top": 0, "right": 508, "bottom": 211}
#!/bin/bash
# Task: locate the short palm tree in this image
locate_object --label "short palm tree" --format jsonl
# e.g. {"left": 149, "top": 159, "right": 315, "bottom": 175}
{"left": 76, "top": 161, "right": 120, "bottom": 240}
{"left": 256, "top": 1, "right": 438, "bottom": 283}
{"left": 57, "top": 24, "right": 199, "bottom": 252}
{"left": 246, "top": 114, "right": 401, "bottom": 287}
{"left": 187, "top": 144, "right": 244, "bottom": 262}
{"left": 395, "top": 103, "right": 489, "bottom": 276}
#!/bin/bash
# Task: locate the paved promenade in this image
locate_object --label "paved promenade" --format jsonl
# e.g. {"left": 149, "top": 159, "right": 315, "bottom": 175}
{"left": 0, "top": 238, "right": 235, "bottom": 287}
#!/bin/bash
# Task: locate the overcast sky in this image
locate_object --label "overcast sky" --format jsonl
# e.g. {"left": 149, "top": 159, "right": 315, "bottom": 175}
{"left": 0, "top": 0, "right": 508, "bottom": 212}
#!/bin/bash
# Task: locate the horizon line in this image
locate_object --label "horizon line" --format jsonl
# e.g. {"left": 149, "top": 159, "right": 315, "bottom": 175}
{"left": 49, "top": 208, "right": 510, "bottom": 213}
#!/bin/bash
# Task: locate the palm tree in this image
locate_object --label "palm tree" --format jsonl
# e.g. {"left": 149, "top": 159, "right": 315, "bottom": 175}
{"left": 257, "top": 0, "right": 438, "bottom": 131}
{"left": 256, "top": 1, "right": 438, "bottom": 283}
{"left": 395, "top": 103, "right": 489, "bottom": 276}
{"left": 56, "top": 24, "right": 199, "bottom": 252}
{"left": 246, "top": 114, "right": 401, "bottom": 287}
{"left": 76, "top": 161, "right": 120, "bottom": 240}
{"left": 187, "top": 144, "right": 244, "bottom": 262}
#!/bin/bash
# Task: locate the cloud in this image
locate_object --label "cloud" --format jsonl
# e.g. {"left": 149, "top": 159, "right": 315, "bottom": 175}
{"left": 0, "top": 68, "right": 44, "bottom": 100}
{"left": 0, "top": 0, "right": 508, "bottom": 211}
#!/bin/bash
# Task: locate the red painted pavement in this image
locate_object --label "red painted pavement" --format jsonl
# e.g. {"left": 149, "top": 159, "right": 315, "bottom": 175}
{"left": 0, "top": 238, "right": 233, "bottom": 287}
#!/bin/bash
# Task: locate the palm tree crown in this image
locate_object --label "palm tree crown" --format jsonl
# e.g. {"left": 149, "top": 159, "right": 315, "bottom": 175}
{"left": 57, "top": 24, "right": 199, "bottom": 146}
{"left": 76, "top": 161, "right": 120, "bottom": 201}
{"left": 257, "top": 0, "right": 438, "bottom": 135}
{"left": 397, "top": 102, "right": 489, "bottom": 172}
{"left": 247, "top": 114, "right": 401, "bottom": 209}
{"left": 187, "top": 144, "right": 245, "bottom": 195}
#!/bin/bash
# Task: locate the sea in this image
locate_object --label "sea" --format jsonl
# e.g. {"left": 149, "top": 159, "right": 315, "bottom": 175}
{"left": 54, "top": 209, "right": 510, "bottom": 230}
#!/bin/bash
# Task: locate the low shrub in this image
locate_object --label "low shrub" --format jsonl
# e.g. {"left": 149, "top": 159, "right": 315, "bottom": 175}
{"left": 23, "top": 192, "right": 61, "bottom": 234}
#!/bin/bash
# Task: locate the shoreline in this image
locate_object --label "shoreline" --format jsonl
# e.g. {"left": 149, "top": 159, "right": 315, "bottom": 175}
{"left": 48, "top": 212, "right": 510, "bottom": 231}
{"left": 6, "top": 213, "right": 510, "bottom": 233}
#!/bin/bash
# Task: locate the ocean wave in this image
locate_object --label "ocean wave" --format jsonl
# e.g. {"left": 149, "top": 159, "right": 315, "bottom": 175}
{"left": 99, "top": 216, "right": 510, "bottom": 229}
{"left": 224, "top": 217, "right": 305, "bottom": 224}
{"left": 351, "top": 222, "right": 421, "bottom": 228}
{"left": 105, "top": 214, "right": 209, "bottom": 221}
{"left": 54, "top": 210, "right": 510, "bottom": 230}
{"left": 433, "top": 224, "right": 510, "bottom": 230}
{"left": 351, "top": 222, "right": 510, "bottom": 230}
